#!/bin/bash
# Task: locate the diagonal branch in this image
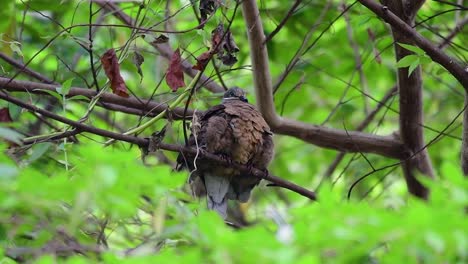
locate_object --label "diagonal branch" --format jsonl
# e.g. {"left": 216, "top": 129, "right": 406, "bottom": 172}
{"left": 0, "top": 77, "right": 193, "bottom": 120}
{"left": 0, "top": 90, "right": 316, "bottom": 201}
{"left": 358, "top": 0, "right": 468, "bottom": 90}
{"left": 0, "top": 52, "right": 55, "bottom": 84}
{"left": 241, "top": 0, "right": 407, "bottom": 160}
{"left": 264, "top": 0, "right": 302, "bottom": 44}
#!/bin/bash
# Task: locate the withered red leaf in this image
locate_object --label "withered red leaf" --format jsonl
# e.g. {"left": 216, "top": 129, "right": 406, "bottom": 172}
{"left": 100, "top": 49, "right": 130, "bottom": 98}
{"left": 210, "top": 23, "right": 239, "bottom": 67}
{"left": 192, "top": 51, "right": 212, "bottom": 71}
{"left": 211, "top": 23, "right": 224, "bottom": 52}
{"left": 166, "top": 48, "right": 185, "bottom": 91}
{"left": 200, "top": 0, "right": 218, "bottom": 22}
{"left": 0, "top": 108, "right": 12, "bottom": 122}
{"left": 224, "top": 31, "right": 239, "bottom": 54}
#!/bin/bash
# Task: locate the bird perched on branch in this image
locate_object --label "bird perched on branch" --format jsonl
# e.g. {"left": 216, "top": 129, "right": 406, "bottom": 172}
{"left": 177, "top": 87, "right": 274, "bottom": 219}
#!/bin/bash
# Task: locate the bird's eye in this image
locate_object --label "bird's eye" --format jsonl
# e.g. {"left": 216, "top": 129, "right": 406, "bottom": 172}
{"left": 240, "top": 96, "right": 248, "bottom": 103}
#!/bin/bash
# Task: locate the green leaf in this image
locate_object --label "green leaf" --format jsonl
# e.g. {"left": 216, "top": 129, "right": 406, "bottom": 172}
{"left": 398, "top": 43, "right": 425, "bottom": 55}
{"left": 33, "top": 89, "right": 62, "bottom": 102}
{"left": 28, "top": 142, "right": 53, "bottom": 163}
{"left": 68, "top": 95, "right": 91, "bottom": 102}
{"left": 435, "top": 67, "right": 446, "bottom": 76}
{"left": 408, "top": 59, "right": 420, "bottom": 77}
{"left": 0, "top": 127, "right": 23, "bottom": 145}
{"left": 396, "top": 54, "right": 419, "bottom": 68}
{"left": 56, "top": 78, "right": 74, "bottom": 95}
{"left": 420, "top": 55, "right": 432, "bottom": 64}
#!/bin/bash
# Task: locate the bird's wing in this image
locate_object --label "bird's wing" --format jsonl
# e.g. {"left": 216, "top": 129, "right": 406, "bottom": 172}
{"left": 223, "top": 100, "right": 274, "bottom": 202}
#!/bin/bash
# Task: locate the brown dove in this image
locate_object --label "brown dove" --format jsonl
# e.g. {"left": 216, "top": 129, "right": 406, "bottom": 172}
{"left": 177, "top": 87, "right": 274, "bottom": 219}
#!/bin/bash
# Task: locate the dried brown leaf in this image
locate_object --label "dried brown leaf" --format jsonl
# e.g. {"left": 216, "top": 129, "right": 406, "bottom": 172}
{"left": 100, "top": 49, "right": 130, "bottom": 98}
{"left": 132, "top": 51, "right": 145, "bottom": 82}
{"left": 192, "top": 51, "right": 213, "bottom": 71}
{"left": 0, "top": 108, "right": 12, "bottom": 122}
{"left": 210, "top": 23, "right": 239, "bottom": 67}
{"left": 166, "top": 48, "right": 185, "bottom": 91}
{"left": 200, "top": 0, "right": 219, "bottom": 22}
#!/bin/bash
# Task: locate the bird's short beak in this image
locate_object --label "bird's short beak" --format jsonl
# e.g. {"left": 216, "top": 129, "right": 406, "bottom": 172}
{"left": 240, "top": 96, "right": 248, "bottom": 103}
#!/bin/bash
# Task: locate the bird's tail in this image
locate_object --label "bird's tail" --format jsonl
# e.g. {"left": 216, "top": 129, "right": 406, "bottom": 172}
{"left": 203, "top": 173, "right": 230, "bottom": 219}
{"left": 227, "top": 181, "right": 256, "bottom": 202}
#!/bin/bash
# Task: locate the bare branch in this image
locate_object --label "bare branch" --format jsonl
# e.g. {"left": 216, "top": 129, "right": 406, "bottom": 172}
{"left": 321, "top": 86, "right": 398, "bottom": 181}
{"left": 0, "top": 52, "right": 55, "bottom": 84}
{"left": 0, "top": 90, "right": 316, "bottom": 201}
{"left": 462, "top": 94, "right": 468, "bottom": 176}
{"left": 358, "top": 0, "right": 468, "bottom": 90}
{"left": 264, "top": 0, "right": 302, "bottom": 44}
{"left": 241, "top": 0, "right": 407, "bottom": 159}
{"left": 0, "top": 77, "right": 193, "bottom": 120}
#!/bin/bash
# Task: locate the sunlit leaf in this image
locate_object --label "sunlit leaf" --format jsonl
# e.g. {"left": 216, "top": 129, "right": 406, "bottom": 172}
{"left": 396, "top": 54, "right": 419, "bottom": 68}
{"left": 56, "top": 78, "right": 74, "bottom": 96}
{"left": 398, "top": 43, "right": 425, "bottom": 55}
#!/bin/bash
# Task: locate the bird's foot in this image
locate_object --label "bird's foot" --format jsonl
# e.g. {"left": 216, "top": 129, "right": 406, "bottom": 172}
{"left": 244, "top": 161, "right": 257, "bottom": 177}
{"left": 260, "top": 168, "right": 270, "bottom": 179}
{"left": 218, "top": 153, "right": 233, "bottom": 165}
{"left": 245, "top": 162, "right": 269, "bottom": 180}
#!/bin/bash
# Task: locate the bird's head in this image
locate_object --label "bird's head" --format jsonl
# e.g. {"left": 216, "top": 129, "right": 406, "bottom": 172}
{"left": 223, "top": 87, "right": 248, "bottom": 103}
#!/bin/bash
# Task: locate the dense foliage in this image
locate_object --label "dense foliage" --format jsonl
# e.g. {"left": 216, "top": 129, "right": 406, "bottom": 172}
{"left": 0, "top": 0, "right": 467, "bottom": 262}
{"left": 1, "top": 143, "right": 467, "bottom": 263}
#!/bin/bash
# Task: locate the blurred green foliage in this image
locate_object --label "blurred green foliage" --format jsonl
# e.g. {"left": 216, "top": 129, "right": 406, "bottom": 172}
{"left": 0, "top": 143, "right": 467, "bottom": 263}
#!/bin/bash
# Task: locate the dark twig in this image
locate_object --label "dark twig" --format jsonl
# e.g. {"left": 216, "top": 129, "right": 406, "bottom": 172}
{"left": 0, "top": 77, "right": 193, "bottom": 120}
{"left": 358, "top": 0, "right": 468, "bottom": 89}
{"left": 264, "top": 0, "right": 302, "bottom": 44}
{"left": 88, "top": 1, "right": 101, "bottom": 91}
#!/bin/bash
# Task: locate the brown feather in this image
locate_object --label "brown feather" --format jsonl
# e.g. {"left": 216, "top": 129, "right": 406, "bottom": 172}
{"left": 177, "top": 88, "right": 274, "bottom": 218}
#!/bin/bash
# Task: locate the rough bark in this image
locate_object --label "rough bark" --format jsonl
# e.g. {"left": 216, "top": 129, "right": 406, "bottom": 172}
{"left": 385, "top": 0, "right": 434, "bottom": 199}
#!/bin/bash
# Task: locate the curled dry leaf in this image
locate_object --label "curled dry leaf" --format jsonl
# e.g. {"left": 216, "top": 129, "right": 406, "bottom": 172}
{"left": 211, "top": 23, "right": 225, "bottom": 51}
{"left": 192, "top": 23, "right": 240, "bottom": 71}
{"left": 192, "top": 51, "right": 212, "bottom": 71}
{"left": 200, "top": 0, "right": 219, "bottom": 23}
{"left": 0, "top": 108, "right": 13, "bottom": 122}
{"left": 166, "top": 48, "right": 185, "bottom": 91}
{"left": 211, "top": 23, "right": 239, "bottom": 67}
{"left": 223, "top": 31, "right": 239, "bottom": 54}
{"left": 100, "top": 49, "right": 130, "bottom": 98}
{"left": 132, "top": 51, "right": 145, "bottom": 82}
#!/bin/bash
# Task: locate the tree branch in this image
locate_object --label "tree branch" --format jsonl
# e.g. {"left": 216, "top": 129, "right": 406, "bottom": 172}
{"left": 385, "top": 0, "right": 433, "bottom": 199}
{"left": 462, "top": 93, "right": 468, "bottom": 176}
{"left": 0, "top": 77, "right": 193, "bottom": 120}
{"left": 264, "top": 0, "right": 302, "bottom": 44}
{"left": 241, "top": 0, "right": 407, "bottom": 159}
{"left": 0, "top": 91, "right": 316, "bottom": 200}
{"left": 0, "top": 52, "right": 55, "bottom": 84}
{"left": 321, "top": 86, "right": 398, "bottom": 182}
{"left": 358, "top": 0, "right": 468, "bottom": 90}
